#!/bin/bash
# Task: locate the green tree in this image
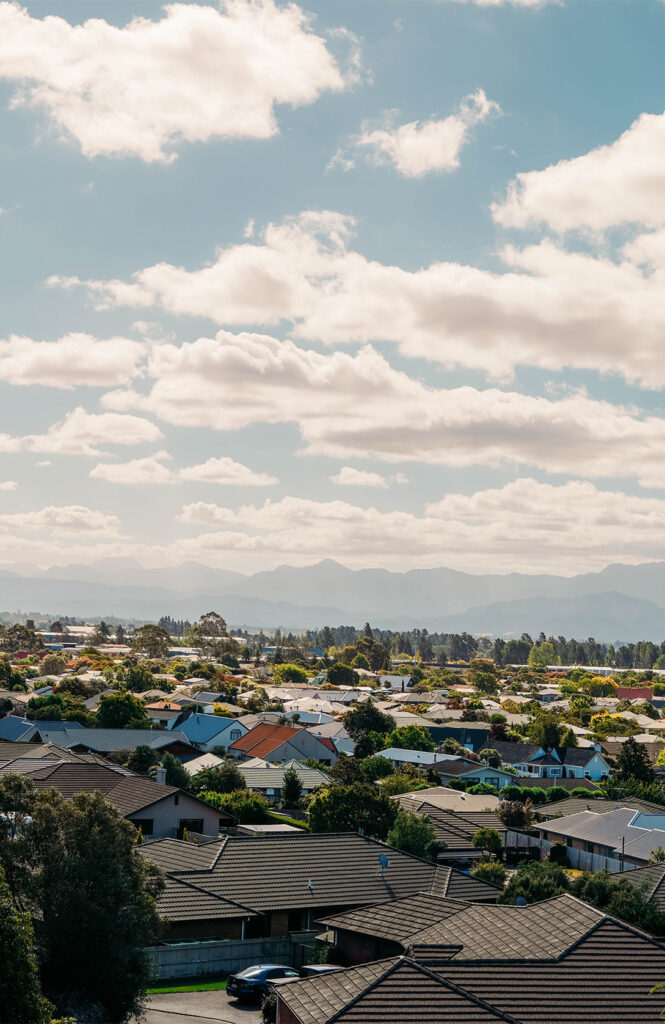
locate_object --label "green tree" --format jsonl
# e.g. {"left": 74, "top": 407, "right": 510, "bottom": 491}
{"left": 39, "top": 653, "right": 68, "bottom": 676}
{"left": 355, "top": 636, "right": 390, "bottom": 672}
{"left": 202, "top": 789, "right": 269, "bottom": 824}
{"left": 473, "top": 671, "right": 498, "bottom": 695}
{"left": 560, "top": 727, "right": 578, "bottom": 748}
{"left": 385, "top": 724, "right": 435, "bottom": 752}
{"left": 471, "top": 828, "right": 503, "bottom": 859}
{"left": 125, "top": 661, "right": 159, "bottom": 692}
{"left": 497, "top": 799, "right": 534, "bottom": 829}
{"left": 471, "top": 860, "right": 507, "bottom": 888}
{"left": 273, "top": 663, "right": 308, "bottom": 685}
{"left": 571, "top": 870, "right": 665, "bottom": 935}
{"left": 281, "top": 765, "right": 304, "bottom": 807}
{"left": 130, "top": 624, "right": 171, "bottom": 659}
{"left": 0, "top": 624, "right": 45, "bottom": 655}
{"left": 352, "top": 653, "right": 370, "bottom": 670}
{"left": 386, "top": 810, "right": 442, "bottom": 861}
{"left": 381, "top": 773, "right": 429, "bottom": 796}
{"left": 127, "top": 744, "right": 160, "bottom": 774}
{"left": 0, "top": 866, "right": 52, "bottom": 1024}
{"left": 343, "top": 699, "right": 394, "bottom": 745}
{"left": 327, "top": 662, "right": 359, "bottom": 687}
{"left": 528, "top": 714, "right": 563, "bottom": 750}
{"left": 615, "top": 736, "right": 654, "bottom": 784}
{"left": 360, "top": 755, "right": 394, "bottom": 780}
{"left": 308, "top": 783, "right": 398, "bottom": 839}
{"left": 97, "top": 690, "right": 151, "bottom": 729}
{"left": 185, "top": 612, "right": 239, "bottom": 661}
{"left": 479, "top": 748, "right": 501, "bottom": 768}
{"left": 498, "top": 861, "right": 570, "bottom": 905}
{"left": 0, "top": 780, "right": 164, "bottom": 1022}
{"left": 190, "top": 761, "right": 245, "bottom": 795}
{"left": 160, "top": 752, "right": 191, "bottom": 790}
{"left": 528, "top": 642, "right": 557, "bottom": 668}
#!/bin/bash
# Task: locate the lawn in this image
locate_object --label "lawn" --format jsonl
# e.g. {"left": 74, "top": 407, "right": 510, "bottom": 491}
{"left": 147, "top": 978, "right": 227, "bottom": 994}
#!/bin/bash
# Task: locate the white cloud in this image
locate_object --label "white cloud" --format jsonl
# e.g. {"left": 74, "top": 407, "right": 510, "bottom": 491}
{"left": 179, "top": 457, "right": 277, "bottom": 486}
{"left": 0, "top": 480, "right": 17, "bottom": 491}
{"left": 169, "top": 479, "right": 665, "bottom": 573}
{"left": 90, "top": 450, "right": 278, "bottom": 486}
{"left": 493, "top": 111, "right": 665, "bottom": 233}
{"left": 330, "top": 466, "right": 389, "bottom": 488}
{"left": 0, "top": 333, "right": 144, "bottom": 388}
{"left": 0, "top": 407, "right": 162, "bottom": 456}
{"left": 35, "top": 460, "right": 51, "bottom": 467}
{"left": 0, "top": 0, "right": 356, "bottom": 163}
{"left": 351, "top": 90, "right": 500, "bottom": 178}
{"left": 58, "top": 210, "right": 665, "bottom": 388}
{"left": 102, "top": 330, "right": 665, "bottom": 487}
{"left": 0, "top": 504, "right": 121, "bottom": 534}
{"left": 90, "top": 451, "right": 176, "bottom": 485}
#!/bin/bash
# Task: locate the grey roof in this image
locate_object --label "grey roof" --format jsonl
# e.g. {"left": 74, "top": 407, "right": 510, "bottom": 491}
{"left": 140, "top": 837, "right": 226, "bottom": 872}
{"left": 487, "top": 741, "right": 544, "bottom": 765}
{"left": 238, "top": 761, "right": 329, "bottom": 791}
{"left": 536, "top": 796, "right": 665, "bottom": 819}
{"left": 142, "top": 833, "right": 437, "bottom": 913}
{"left": 418, "top": 807, "right": 505, "bottom": 850}
{"left": 35, "top": 727, "right": 197, "bottom": 753}
{"left": 431, "top": 864, "right": 502, "bottom": 902}
{"left": 536, "top": 807, "right": 665, "bottom": 862}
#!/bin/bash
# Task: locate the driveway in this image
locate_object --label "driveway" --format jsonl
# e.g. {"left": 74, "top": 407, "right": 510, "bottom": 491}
{"left": 144, "top": 990, "right": 262, "bottom": 1024}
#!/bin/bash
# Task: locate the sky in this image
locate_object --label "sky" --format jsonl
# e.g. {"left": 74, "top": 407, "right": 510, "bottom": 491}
{"left": 2, "top": 0, "right": 665, "bottom": 576}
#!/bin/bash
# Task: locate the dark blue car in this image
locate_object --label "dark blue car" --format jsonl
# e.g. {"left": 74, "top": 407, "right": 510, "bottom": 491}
{"left": 226, "top": 964, "right": 300, "bottom": 1002}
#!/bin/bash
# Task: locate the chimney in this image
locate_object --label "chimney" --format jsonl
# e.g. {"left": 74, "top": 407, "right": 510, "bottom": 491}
{"left": 155, "top": 766, "right": 167, "bottom": 785}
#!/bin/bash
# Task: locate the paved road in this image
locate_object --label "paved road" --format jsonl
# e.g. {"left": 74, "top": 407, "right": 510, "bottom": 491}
{"left": 144, "top": 990, "right": 262, "bottom": 1024}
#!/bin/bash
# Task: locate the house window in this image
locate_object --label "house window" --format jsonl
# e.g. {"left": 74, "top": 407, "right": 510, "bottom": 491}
{"left": 178, "top": 819, "right": 204, "bottom": 838}
{"left": 230, "top": 730, "right": 241, "bottom": 741}
{"left": 132, "top": 818, "right": 154, "bottom": 836}
{"left": 549, "top": 767, "right": 562, "bottom": 776}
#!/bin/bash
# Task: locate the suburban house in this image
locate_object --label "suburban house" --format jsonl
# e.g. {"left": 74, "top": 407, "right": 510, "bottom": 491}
{"left": 431, "top": 756, "right": 516, "bottom": 790}
{"left": 393, "top": 786, "right": 500, "bottom": 812}
{"left": 144, "top": 702, "right": 184, "bottom": 728}
{"left": 140, "top": 832, "right": 440, "bottom": 941}
{"left": 34, "top": 727, "right": 200, "bottom": 760}
{"left": 489, "top": 740, "right": 611, "bottom": 780}
{"left": 5, "top": 760, "right": 228, "bottom": 838}
{"left": 377, "top": 747, "right": 441, "bottom": 769}
{"left": 236, "top": 759, "right": 329, "bottom": 803}
{"left": 534, "top": 806, "right": 665, "bottom": 867}
{"left": 427, "top": 721, "right": 491, "bottom": 751}
{"left": 229, "top": 723, "right": 338, "bottom": 765}
{"left": 169, "top": 713, "right": 248, "bottom": 752}
{"left": 274, "top": 895, "right": 665, "bottom": 1024}
{"left": 0, "top": 717, "right": 83, "bottom": 742}
{"left": 319, "top": 888, "right": 498, "bottom": 964}
{"left": 535, "top": 795, "right": 665, "bottom": 821}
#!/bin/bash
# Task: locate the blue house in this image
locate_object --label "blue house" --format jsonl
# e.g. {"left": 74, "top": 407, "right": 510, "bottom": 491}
{"left": 170, "top": 713, "right": 248, "bottom": 752}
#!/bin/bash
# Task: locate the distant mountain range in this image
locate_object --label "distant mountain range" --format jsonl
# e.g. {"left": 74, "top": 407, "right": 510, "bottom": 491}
{"left": 1, "top": 557, "right": 665, "bottom": 642}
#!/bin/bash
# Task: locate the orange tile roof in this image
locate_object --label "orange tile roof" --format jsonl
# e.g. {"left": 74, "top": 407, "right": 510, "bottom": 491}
{"left": 230, "top": 722, "right": 309, "bottom": 759}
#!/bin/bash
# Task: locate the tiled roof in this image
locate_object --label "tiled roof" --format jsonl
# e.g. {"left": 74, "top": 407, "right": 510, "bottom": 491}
{"left": 409, "top": 895, "right": 603, "bottom": 960}
{"left": 143, "top": 833, "right": 437, "bottom": 912}
{"left": 536, "top": 796, "right": 665, "bottom": 819}
{"left": 229, "top": 722, "right": 305, "bottom": 757}
{"left": 278, "top": 958, "right": 518, "bottom": 1024}
{"left": 320, "top": 892, "right": 469, "bottom": 944}
{"left": 34, "top": 727, "right": 196, "bottom": 752}
{"left": 238, "top": 762, "right": 329, "bottom": 790}
{"left": 418, "top": 807, "right": 505, "bottom": 849}
{"left": 23, "top": 761, "right": 229, "bottom": 819}
{"left": 622, "top": 863, "right": 665, "bottom": 910}
{"left": 393, "top": 787, "right": 500, "bottom": 813}
{"left": 158, "top": 876, "right": 258, "bottom": 922}
{"left": 139, "top": 837, "right": 226, "bottom": 872}
{"left": 431, "top": 757, "right": 488, "bottom": 777}
{"left": 536, "top": 807, "right": 665, "bottom": 861}
{"left": 430, "top": 918, "right": 665, "bottom": 1023}
{"left": 431, "top": 864, "right": 502, "bottom": 902}
{"left": 486, "top": 741, "right": 544, "bottom": 765}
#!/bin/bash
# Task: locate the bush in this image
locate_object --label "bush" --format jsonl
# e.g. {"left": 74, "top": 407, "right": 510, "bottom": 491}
{"left": 548, "top": 841, "right": 569, "bottom": 865}
{"left": 544, "top": 786, "right": 569, "bottom": 803}
{"left": 386, "top": 811, "right": 442, "bottom": 862}
{"left": 273, "top": 663, "right": 308, "bottom": 685}
{"left": 201, "top": 789, "right": 269, "bottom": 824}
{"left": 471, "top": 860, "right": 507, "bottom": 887}
{"left": 360, "top": 755, "right": 394, "bottom": 780}
{"left": 498, "top": 861, "right": 570, "bottom": 905}
{"left": 497, "top": 799, "right": 534, "bottom": 829}
{"left": 381, "top": 773, "right": 429, "bottom": 796}
{"left": 467, "top": 782, "right": 498, "bottom": 796}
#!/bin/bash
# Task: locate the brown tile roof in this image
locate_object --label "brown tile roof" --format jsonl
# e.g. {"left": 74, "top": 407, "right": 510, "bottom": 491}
{"left": 431, "top": 864, "right": 501, "bottom": 902}
{"left": 320, "top": 892, "right": 469, "bottom": 944}
{"left": 418, "top": 807, "right": 505, "bottom": 850}
{"left": 278, "top": 958, "right": 519, "bottom": 1024}
{"left": 24, "top": 761, "right": 229, "bottom": 819}
{"left": 408, "top": 894, "right": 603, "bottom": 960}
{"left": 429, "top": 918, "right": 665, "bottom": 1023}
{"left": 158, "top": 876, "right": 258, "bottom": 923}
{"left": 139, "top": 837, "right": 226, "bottom": 873}
{"left": 143, "top": 833, "right": 437, "bottom": 913}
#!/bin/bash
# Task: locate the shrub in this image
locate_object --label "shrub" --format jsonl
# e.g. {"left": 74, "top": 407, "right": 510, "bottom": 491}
{"left": 471, "top": 860, "right": 507, "bottom": 887}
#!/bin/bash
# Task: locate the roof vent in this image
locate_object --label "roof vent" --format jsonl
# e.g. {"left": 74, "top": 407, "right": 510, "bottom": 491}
{"left": 155, "top": 766, "right": 167, "bottom": 785}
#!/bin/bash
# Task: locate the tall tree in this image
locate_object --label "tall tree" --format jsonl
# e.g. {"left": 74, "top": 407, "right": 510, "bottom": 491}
{"left": 308, "top": 783, "right": 397, "bottom": 839}
{"left": 0, "top": 866, "right": 51, "bottom": 1024}
{"left": 130, "top": 624, "right": 171, "bottom": 659}
{"left": 615, "top": 736, "right": 654, "bottom": 784}
{"left": 386, "top": 810, "right": 442, "bottom": 861}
